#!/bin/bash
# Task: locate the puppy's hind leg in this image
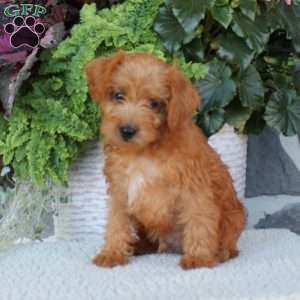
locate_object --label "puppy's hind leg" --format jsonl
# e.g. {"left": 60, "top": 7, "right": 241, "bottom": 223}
{"left": 219, "top": 204, "right": 246, "bottom": 263}
{"left": 179, "top": 192, "right": 221, "bottom": 270}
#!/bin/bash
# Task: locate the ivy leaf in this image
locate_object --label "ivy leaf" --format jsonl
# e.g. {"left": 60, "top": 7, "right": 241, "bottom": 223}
{"left": 197, "top": 63, "right": 237, "bottom": 110}
{"left": 239, "top": 65, "right": 264, "bottom": 109}
{"left": 225, "top": 100, "right": 252, "bottom": 131}
{"left": 154, "top": 6, "right": 187, "bottom": 53}
{"left": 196, "top": 108, "right": 225, "bottom": 137}
{"left": 169, "top": 0, "right": 215, "bottom": 33}
{"left": 264, "top": 91, "right": 300, "bottom": 136}
{"left": 218, "top": 33, "right": 255, "bottom": 68}
{"left": 240, "top": 0, "right": 257, "bottom": 21}
{"left": 232, "top": 13, "right": 269, "bottom": 54}
{"left": 210, "top": 0, "right": 233, "bottom": 28}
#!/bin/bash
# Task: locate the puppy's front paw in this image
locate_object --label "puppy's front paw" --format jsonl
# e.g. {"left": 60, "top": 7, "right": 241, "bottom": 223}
{"left": 180, "top": 255, "right": 218, "bottom": 270}
{"left": 93, "top": 252, "right": 129, "bottom": 268}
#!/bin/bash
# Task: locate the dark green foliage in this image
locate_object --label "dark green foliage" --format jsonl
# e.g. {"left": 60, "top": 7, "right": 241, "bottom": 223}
{"left": 238, "top": 65, "right": 264, "bottom": 109}
{"left": 217, "top": 33, "right": 255, "bottom": 68}
{"left": 196, "top": 108, "right": 225, "bottom": 137}
{"left": 211, "top": 0, "right": 233, "bottom": 29}
{"left": 265, "top": 90, "right": 300, "bottom": 135}
{"left": 197, "top": 63, "right": 236, "bottom": 110}
{"left": 153, "top": 6, "right": 187, "bottom": 53}
{"left": 170, "top": 0, "right": 215, "bottom": 33}
{"left": 154, "top": 0, "right": 300, "bottom": 136}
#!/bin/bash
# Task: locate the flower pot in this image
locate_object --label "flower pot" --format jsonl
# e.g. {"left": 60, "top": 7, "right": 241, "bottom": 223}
{"left": 54, "top": 125, "right": 247, "bottom": 240}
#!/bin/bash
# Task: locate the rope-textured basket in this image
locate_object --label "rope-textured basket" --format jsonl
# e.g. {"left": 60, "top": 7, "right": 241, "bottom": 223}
{"left": 54, "top": 124, "right": 247, "bottom": 240}
{"left": 208, "top": 124, "right": 248, "bottom": 200}
{"left": 54, "top": 143, "right": 108, "bottom": 240}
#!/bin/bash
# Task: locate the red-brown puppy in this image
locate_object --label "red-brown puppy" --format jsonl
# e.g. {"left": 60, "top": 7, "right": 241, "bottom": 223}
{"left": 85, "top": 51, "right": 246, "bottom": 270}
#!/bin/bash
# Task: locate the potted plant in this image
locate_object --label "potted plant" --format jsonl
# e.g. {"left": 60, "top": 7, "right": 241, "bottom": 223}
{"left": 0, "top": 0, "right": 300, "bottom": 240}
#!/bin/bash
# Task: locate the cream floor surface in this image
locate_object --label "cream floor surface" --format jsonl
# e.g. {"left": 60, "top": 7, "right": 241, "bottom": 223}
{"left": 0, "top": 229, "right": 300, "bottom": 300}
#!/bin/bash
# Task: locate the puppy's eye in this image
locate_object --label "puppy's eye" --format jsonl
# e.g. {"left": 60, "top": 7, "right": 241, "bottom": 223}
{"left": 149, "top": 99, "right": 161, "bottom": 109}
{"left": 112, "top": 92, "right": 125, "bottom": 102}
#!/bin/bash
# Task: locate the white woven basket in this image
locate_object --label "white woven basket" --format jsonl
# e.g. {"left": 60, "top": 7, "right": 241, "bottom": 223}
{"left": 208, "top": 124, "right": 248, "bottom": 200}
{"left": 54, "top": 142, "right": 108, "bottom": 240}
{"left": 54, "top": 124, "right": 247, "bottom": 240}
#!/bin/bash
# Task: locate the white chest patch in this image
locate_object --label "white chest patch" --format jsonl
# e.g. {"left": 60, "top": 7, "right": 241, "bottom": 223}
{"left": 126, "top": 159, "right": 159, "bottom": 206}
{"left": 128, "top": 174, "right": 145, "bottom": 206}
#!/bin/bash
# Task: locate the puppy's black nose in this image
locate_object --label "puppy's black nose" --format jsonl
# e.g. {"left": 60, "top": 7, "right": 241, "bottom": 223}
{"left": 119, "top": 125, "right": 138, "bottom": 141}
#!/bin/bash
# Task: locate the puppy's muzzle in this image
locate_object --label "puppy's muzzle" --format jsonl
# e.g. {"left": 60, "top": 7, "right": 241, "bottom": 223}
{"left": 119, "top": 125, "right": 138, "bottom": 141}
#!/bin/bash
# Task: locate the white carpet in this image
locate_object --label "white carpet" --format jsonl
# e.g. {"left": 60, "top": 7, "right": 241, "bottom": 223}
{"left": 0, "top": 229, "right": 300, "bottom": 300}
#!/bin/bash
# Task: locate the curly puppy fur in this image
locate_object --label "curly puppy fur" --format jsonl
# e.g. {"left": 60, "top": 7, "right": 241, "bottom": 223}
{"left": 85, "top": 51, "right": 246, "bottom": 270}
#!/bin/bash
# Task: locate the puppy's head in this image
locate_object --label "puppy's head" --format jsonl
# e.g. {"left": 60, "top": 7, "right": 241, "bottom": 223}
{"left": 85, "top": 51, "right": 200, "bottom": 150}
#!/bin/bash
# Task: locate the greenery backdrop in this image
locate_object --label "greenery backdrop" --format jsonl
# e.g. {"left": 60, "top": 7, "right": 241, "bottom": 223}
{"left": 153, "top": 0, "right": 300, "bottom": 137}
{"left": 0, "top": 0, "right": 300, "bottom": 186}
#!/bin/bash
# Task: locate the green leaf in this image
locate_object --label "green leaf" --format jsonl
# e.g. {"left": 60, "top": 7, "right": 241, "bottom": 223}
{"left": 15, "top": 147, "right": 27, "bottom": 163}
{"left": 210, "top": 0, "right": 233, "bottom": 28}
{"left": 3, "top": 151, "right": 14, "bottom": 165}
{"left": 239, "top": 65, "right": 264, "bottom": 109}
{"left": 183, "top": 38, "right": 205, "bottom": 62}
{"left": 225, "top": 100, "right": 252, "bottom": 131}
{"left": 197, "top": 63, "right": 237, "bottom": 109}
{"left": 274, "top": 2, "right": 300, "bottom": 53}
{"left": 196, "top": 108, "right": 225, "bottom": 137}
{"left": 264, "top": 91, "right": 300, "bottom": 136}
{"left": 30, "top": 98, "right": 94, "bottom": 141}
{"left": 0, "top": 116, "right": 8, "bottom": 142}
{"left": 169, "top": 0, "right": 215, "bottom": 33}
{"left": 154, "top": 6, "right": 187, "bottom": 53}
{"left": 240, "top": 0, "right": 257, "bottom": 21}
{"left": 218, "top": 33, "right": 255, "bottom": 68}
{"left": 179, "top": 61, "right": 209, "bottom": 80}
{"left": 232, "top": 13, "right": 269, "bottom": 54}
{"left": 26, "top": 131, "right": 54, "bottom": 186}
{"left": 13, "top": 160, "right": 30, "bottom": 180}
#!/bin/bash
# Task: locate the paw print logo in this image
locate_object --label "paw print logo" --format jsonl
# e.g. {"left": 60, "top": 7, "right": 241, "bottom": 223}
{"left": 4, "top": 16, "right": 45, "bottom": 48}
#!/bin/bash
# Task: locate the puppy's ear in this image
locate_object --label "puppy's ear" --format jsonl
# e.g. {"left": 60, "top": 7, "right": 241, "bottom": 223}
{"left": 85, "top": 51, "right": 125, "bottom": 104}
{"left": 167, "top": 67, "right": 201, "bottom": 131}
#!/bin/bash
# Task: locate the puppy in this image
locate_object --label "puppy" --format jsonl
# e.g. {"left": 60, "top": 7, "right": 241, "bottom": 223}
{"left": 85, "top": 51, "right": 246, "bottom": 270}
